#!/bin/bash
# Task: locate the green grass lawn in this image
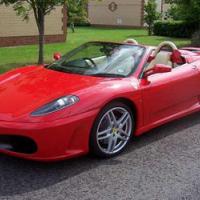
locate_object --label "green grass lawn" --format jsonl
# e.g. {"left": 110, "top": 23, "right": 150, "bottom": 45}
{"left": 0, "top": 27, "right": 191, "bottom": 73}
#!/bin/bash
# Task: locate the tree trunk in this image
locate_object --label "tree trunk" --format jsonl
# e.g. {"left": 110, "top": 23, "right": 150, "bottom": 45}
{"left": 37, "top": 10, "right": 45, "bottom": 65}
{"left": 148, "top": 26, "right": 152, "bottom": 36}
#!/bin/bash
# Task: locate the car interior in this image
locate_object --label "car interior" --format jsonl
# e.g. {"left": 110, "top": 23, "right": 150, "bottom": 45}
{"left": 87, "top": 40, "right": 185, "bottom": 76}
{"left": 60, "top": 40, "right": 187, "bottom": 77}
{"left": 145, "top": 41, "right": 178, "bottom": 71}
{"left": 146, "top": 51, "right": 173, "bottom": 70}
{"left": 123, "top": 39, "right": 189, "bottom": 74}
{"left": 69, "top": 42, "right": 145, "bottom": 76}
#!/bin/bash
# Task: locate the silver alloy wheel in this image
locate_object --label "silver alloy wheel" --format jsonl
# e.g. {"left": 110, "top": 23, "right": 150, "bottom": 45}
{"left": 96, "top": 107, "right": 132, "bottom": 155}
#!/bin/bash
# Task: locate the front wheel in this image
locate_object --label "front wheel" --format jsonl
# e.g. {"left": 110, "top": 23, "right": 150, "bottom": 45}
{"left": 90, "top": 102, "right": 134, "bottom": 158}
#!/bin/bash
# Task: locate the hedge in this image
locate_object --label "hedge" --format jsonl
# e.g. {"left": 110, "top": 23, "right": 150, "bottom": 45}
{"left": 153, "top": 20, "right": 197, "bottom": 38}
{"left": 67, "top": 16, "right": 90, "bottom": 27}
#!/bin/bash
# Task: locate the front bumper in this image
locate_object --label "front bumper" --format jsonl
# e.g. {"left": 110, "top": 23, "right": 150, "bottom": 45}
{"left": 0, "top": 109, "right": 98, "bottom": 161}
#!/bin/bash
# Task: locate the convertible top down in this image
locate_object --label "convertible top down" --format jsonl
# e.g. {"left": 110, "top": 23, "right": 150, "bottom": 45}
{"left": 0, "top": 40, "right": 200, "bottom": 161}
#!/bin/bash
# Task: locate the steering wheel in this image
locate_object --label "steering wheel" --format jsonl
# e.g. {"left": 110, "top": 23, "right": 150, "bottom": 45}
{"left": 83, "top": 57, "right": 97, "bottom": 68}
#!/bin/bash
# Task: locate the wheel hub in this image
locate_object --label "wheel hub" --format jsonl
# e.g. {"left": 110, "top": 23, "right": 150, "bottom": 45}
{"left": 112, "top": 127, "right": 118, "bottom": 134}
{"left": 96, "top": 107, "right": 132, "bottom": 154}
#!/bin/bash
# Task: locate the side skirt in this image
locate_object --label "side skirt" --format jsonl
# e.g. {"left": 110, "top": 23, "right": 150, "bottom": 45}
{"left": 135, "top": 102, "right": 200, "bottom": 137}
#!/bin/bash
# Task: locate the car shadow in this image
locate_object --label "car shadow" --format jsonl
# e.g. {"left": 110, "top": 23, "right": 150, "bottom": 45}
{"left": 126, "top": 111, "right": 200, "bottom": 153}
{"left": 0, "top": 112, "right": 199, "bottom": 197}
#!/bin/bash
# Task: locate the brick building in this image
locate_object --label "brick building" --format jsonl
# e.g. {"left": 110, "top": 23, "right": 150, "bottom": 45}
{"left": 88, "top": 0, "right": 170, "bottom": 28}
{"left": 0, "top": 5, "right": 67, "bottom": 47}
{"left": 88, "top": 0, "right": 145, "bottom": 28}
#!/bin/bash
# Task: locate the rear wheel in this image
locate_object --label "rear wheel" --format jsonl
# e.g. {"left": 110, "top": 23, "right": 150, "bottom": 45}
{"left": 90, "top": 102, "right": 134, "bottom": 158}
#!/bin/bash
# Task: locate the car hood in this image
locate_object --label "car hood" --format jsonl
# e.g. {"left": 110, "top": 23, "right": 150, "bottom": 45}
{"left": 0, "top": 66, "right": 105, "bottom": 121}
{"left": 0, "top": 66, "right": 139, "bottom": 122}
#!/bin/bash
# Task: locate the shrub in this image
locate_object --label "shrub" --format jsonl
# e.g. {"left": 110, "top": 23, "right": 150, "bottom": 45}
{"left": 67, "top": 16, "right": 90, "bottom": 26}
{"left": 144, "top": 0, "right": 160, "bottom": 36}
{"left": 153, "top": 20, "right": 197, "bottom": 38}
{"left": 192, "top": 30, "right": 200, "bottom": 46}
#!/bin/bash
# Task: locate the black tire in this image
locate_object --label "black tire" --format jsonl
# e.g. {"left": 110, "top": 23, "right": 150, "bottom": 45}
{"left": 90, "top": 101, "right": 135, "bottom": 158}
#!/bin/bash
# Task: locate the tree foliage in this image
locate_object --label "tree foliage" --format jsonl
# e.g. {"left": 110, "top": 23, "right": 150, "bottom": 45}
{"left": 144, "top": 0, "right": 160, "bottom": 36}
{"left": 167, "top": 0, "right": 200, "bottom": 24}
{"left": 167, "top": 0, "right": 200, "bottom": 45}
{"left": 67, "top": 0, "right": 88, "bottom": 25}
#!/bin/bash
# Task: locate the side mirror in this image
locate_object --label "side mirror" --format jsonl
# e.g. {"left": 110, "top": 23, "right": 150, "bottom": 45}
{"left": 53, "top": 52, "right": 62, "bottom": 61}
{"left": 143, "top": 64, "right": 172, "bottom": 78}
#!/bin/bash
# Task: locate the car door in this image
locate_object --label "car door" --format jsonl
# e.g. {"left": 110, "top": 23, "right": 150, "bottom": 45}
{"left": 192, "top": 60, "right": 200, "bottom": 100}
{"left": 192, "top": 60, "right": 200, "bottom": 77}
{"left": 140, "top": 63, "right": 200, "bottom": 125}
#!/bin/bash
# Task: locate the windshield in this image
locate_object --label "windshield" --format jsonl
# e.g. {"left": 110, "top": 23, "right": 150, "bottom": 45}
{"left": 47, "top": 42, "right": 145, "bottom": 77}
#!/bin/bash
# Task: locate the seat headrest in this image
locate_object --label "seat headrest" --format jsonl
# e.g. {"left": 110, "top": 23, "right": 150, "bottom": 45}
{"left": 124, "top": 39, "right": 138, "bottom": 45}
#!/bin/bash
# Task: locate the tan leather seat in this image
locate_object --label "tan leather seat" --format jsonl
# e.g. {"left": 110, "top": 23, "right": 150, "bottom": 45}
{"left": 146, "top": 51, "right": 172, "bottom": 71}
{"left": 124, "top": 38, "right": 138, "bottom": 45}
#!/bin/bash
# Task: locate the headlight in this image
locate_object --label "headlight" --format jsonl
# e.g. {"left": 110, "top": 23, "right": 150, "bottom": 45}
{"left": 31, "top": 95, "right": 79, "bottom": 116}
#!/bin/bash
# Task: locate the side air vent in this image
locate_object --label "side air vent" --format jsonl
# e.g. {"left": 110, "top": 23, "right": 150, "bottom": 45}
{"left": 0, "top": 135, "right": 37, "bottom": 154}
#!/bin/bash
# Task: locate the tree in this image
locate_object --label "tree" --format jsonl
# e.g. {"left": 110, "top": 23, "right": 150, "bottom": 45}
{"left": 166, "top": 4, "right": 183, "bottom": 20}
{"left": 0, "top": 0, "right": 99, "bottom": 64}
{"left": 167, "top": 0, "right": 200, "bottom": 25}
{"left": 167, "top": 0, "right": 200, "bottom": 45}
{"left": 144, "top": 0, "right": 160, "bottom": 36}
{"left": 67, "top": 0, "right": 88, "bottom": 26}
{"left": 0, "top": 0, "right": 67, "bottom": 64}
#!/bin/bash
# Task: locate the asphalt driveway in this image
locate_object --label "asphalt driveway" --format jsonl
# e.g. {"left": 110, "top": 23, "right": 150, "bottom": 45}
{"left": 0, "top": 112, "right": 200, "bottom": 200}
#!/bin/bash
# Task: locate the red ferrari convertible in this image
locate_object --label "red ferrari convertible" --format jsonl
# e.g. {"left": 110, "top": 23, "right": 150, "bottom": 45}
{"left": 0, "top": 40, "right": 200, "bottom": 161}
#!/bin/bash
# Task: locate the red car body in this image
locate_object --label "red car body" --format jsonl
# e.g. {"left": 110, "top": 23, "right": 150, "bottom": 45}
{"left": 0, "top": 42, "right": 200, "bottom": 161}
